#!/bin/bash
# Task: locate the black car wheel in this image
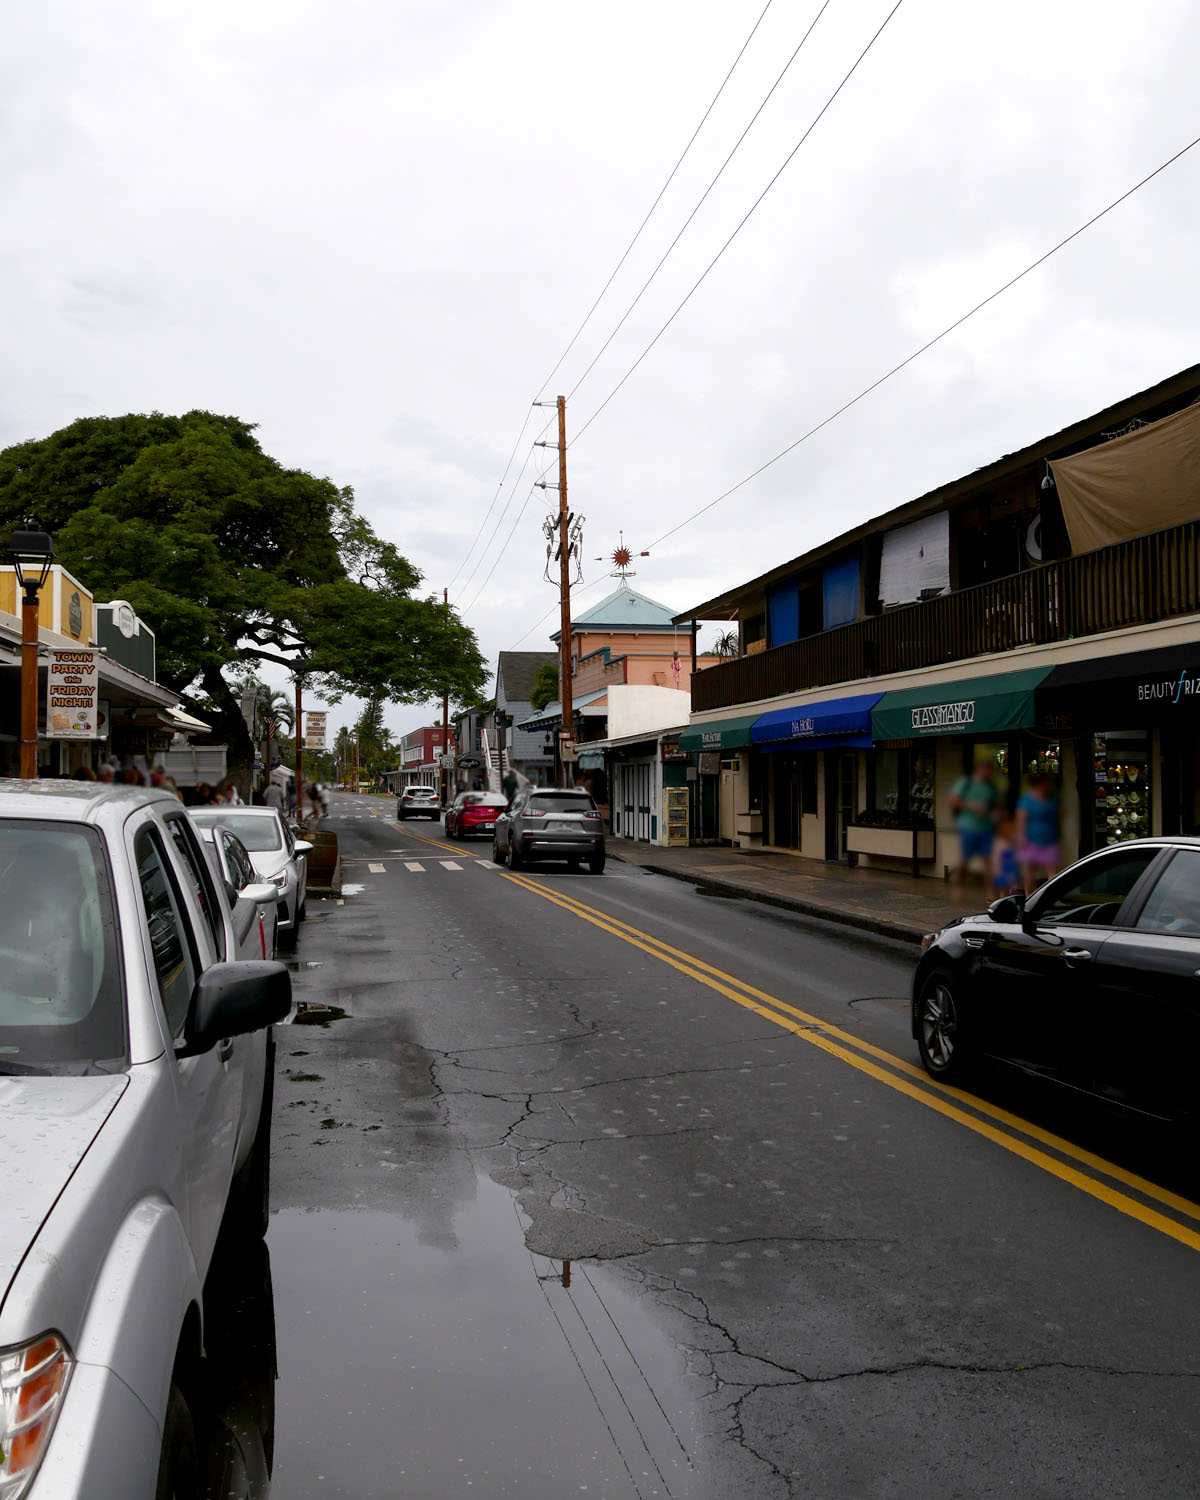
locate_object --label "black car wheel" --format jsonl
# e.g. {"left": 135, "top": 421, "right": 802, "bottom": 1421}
{"left": 588, "top": 850, "right": 606, "bottom": 875}
{"left": 508, "top": 841, "right": 524, "bottom": 870}
{"left": 492, "top": 839, "right": 505, "bottom": 864}
{"left": 916, "top": 969, "right": 966, "bottom": 1081}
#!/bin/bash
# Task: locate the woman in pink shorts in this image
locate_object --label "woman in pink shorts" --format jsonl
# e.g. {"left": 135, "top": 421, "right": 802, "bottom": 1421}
{"left": 1016, "top": 774, "right": 1061, "bottom": 892}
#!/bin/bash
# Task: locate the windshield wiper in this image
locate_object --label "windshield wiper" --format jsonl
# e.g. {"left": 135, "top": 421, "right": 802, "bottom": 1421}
{"left": 0, "top": 1059, "right": 53, "bottom": 1076}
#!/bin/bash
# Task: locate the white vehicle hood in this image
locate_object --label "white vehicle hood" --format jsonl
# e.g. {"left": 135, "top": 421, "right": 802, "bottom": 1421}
{"left": 0, "top": 1075, "right": 128, "bottom": 1305}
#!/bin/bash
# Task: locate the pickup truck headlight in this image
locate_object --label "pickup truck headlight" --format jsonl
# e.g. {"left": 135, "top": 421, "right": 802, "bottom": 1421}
{"left": 0, "top": 1332, "right": 72, "bottom": 1498}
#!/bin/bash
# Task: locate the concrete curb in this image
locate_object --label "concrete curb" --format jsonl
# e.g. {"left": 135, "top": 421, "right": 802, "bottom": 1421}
{"left": 609, "top": 852, "right": 927, "bottom": 946}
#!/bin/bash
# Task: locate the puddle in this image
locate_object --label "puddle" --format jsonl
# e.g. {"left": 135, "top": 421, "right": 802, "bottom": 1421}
{"left": 291, "top": 1002, "right": 347, "bottom": 1027}
{"left": 269, "top": 1176, "right": 699, "bottom": 1498}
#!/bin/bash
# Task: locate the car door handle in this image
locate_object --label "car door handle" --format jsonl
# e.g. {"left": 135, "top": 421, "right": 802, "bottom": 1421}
{"left": 218, "top": 1037, "right": 234, "bottom": 1063}
{"left": 1062, "top": 948, "right": 1094, "bottom": 966}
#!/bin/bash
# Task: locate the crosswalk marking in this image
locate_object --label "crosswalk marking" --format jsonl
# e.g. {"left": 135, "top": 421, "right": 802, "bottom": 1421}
{"left": 404, "top": 861, "right": 425, "bottom": 872}
{"left": 443, "top": 861, "right": 462, "bottom": 870}
{"left": 368, "top": 862, "right": 386, "bottom": 873}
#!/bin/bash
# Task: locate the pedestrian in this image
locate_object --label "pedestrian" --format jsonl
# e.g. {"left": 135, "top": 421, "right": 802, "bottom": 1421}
{"left": 72, "top": 765, "right": 97, "bottom": 781}
{"left": 306, "top": 781, "right": 319, "bottom": 818}
{"left": 1016, "top": 773, "right": 1061, "bottom": 892}
{"left": 991, "top": 817, "right": 1020, "bottom": 898}
{"left": 215, "top": 777, "right": 242, "bottom": 805}
{"left": 96, "top": 763, "right": 116, "bottom": 784}
{"left": 149, "top": 769, "right": 184, "bottom": 801}
{"left": 264, "top": 780, "right": 284, "bottom": 811}
{"left": 502, "top": 767, "right": 518, "bottom": 806}
{"left": 951, "top": 759, "right": 1001, "bottom": 897}
{"left": 318, "top": 783, "right": 330, "bottom": 817}
{"left": 285, "top": 779, "right": 297, "bottom": 816}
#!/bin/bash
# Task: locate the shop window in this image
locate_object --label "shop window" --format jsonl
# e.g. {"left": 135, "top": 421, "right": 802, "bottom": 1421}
{"left": 801, "top": 758, "right": 818, "bottom": 817}
{"left": 872, "top": 750, "right": 902, "bottom": 814}
{"left": 1094, "top": 731, "right": 1151, "bottom": 846}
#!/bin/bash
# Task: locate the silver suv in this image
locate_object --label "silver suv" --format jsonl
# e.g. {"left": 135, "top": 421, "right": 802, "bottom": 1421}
{"left": 493, "top": 787, "right": 606, "bottom": 873}
{"left": 397, "top": 786, "right": 440, "bottom": 821}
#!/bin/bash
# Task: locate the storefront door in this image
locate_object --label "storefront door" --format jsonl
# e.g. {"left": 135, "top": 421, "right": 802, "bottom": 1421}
{"left": 825, "top": 752, "right": 856, "bottom": 862}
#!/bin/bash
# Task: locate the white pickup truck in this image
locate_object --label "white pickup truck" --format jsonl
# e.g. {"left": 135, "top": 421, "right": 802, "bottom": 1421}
{"left": 0, "top": 782, "right": 290, "bottom": 1499}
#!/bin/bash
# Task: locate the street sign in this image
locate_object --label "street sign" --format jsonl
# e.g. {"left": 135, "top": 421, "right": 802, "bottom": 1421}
{"left": 304, "top": 710, "right": 327, "bottom": 749}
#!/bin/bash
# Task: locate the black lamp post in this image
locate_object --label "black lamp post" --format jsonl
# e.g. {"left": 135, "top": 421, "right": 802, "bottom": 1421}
{"left": 7, "top": 527, "right": 55, "bottom": 780}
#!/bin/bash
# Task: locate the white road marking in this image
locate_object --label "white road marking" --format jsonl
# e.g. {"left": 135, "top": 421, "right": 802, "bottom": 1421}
{"left": 368, "top": 862, "right": 386, "bottom": 873}
{"left": 442, "top": 861, "right": 462, "bottom": 870}
{"left": 404, "top": 861, "right": 425, "bottom": 872}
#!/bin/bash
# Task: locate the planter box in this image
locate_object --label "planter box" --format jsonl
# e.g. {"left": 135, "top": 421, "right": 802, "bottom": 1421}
{"left": 846, "top": 826, "right": 935, "bottom": 861}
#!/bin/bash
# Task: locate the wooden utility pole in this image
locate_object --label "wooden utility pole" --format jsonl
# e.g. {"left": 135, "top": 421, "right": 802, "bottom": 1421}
{"left": 294, "top": 678, "right": 304, "bottom": 819}
{"left": 440, "top": 587, "right": 451, "bottom": 809}
{"left": 556, "top": 395, "right": 573, "bottom": 788}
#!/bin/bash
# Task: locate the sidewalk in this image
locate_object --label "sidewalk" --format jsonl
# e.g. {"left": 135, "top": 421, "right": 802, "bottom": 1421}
{"left": 607, "top": 840, "right": 976, "bottom": 945}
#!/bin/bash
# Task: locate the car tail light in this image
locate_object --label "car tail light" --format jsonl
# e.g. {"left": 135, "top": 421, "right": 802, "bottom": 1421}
{"left": 0, "top": 1332, "right": 72, "bottom": 1498}
{"left": 583, "top": 811, "right": 601, "bottom": 822}
{"left": 522, "top": 809, "right": 546, "bottom": 819}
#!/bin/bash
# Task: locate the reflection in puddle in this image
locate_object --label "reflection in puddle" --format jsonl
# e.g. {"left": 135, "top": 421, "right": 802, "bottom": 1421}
{"left": 269, "top": 1176, "right": 697, "bottom": 1498}
{"left": 291, "top": 1003, "right": 347, "bottom": 1027}
{"left": 198, "top": 1232, "right": 277, "bottom": 1497}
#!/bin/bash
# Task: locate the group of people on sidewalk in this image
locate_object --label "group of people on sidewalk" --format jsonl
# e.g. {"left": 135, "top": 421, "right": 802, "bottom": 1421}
{"left": 951, "top": 760, "right": 1061, "bottom": 899}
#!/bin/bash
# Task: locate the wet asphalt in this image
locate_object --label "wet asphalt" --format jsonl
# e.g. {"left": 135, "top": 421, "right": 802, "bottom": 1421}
{"left": 250, "top": 792, "right": 1200, "bottom": 1499}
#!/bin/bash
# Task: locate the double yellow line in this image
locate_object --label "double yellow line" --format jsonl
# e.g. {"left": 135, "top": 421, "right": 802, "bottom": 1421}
{"left": 499, "top": 867, "right": 1200, "bottom": 1255}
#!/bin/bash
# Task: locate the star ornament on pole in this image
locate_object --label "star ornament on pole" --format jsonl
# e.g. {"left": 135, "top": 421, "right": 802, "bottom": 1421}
{"left": 595, "top": 531, "right": 649, "bottom": 584}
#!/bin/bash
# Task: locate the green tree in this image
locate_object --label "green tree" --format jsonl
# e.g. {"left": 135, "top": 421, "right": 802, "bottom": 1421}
{"left": 0, "top": 412, "right": 487, "bottom": 787}
{"left": 529, "top": 662, "right": 559, "bottom": 712}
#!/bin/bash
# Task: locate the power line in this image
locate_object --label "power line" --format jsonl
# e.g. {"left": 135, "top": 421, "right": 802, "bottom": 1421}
{"left": 536, "top": 0, "right": 777, "bottom": 401}
{"left": 452, "top": 4, "right": 778, "bottom": 602}
{"left": 457, "top": 477, "right": 543, "bottom": 618}
{"left": 506, "top": 575, "right": 611, "bottom": 650}
{"left": 565, "top": 0, "right": 834, "bottom": 406}
{"left": 572, "top": 0, "right": 907, "bottom": 444}
{"left": 645, "top": 127, "right": 1200, "bottom": 555}
{"left": 450, "top": 410, "right": 554, "bottom": 605}
{"left": 445, "top": 406, "right": 539, "bottom": 591}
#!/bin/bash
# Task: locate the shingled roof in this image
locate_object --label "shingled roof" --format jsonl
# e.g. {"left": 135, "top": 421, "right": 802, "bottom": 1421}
{"left": 495, "top": 651, "right": 556, "bottom": 704}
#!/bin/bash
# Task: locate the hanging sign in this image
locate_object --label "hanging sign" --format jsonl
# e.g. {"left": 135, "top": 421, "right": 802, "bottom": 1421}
{"left": 304, "top": 711, "right": 327, "bottom": 749}
{"left": 47, "top": 649, "right": 100, "bottom": 738}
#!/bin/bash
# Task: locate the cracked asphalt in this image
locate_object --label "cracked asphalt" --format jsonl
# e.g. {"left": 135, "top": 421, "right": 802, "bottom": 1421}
{"left": 265, "top": 793, "right": 1200, "bottom": 1499}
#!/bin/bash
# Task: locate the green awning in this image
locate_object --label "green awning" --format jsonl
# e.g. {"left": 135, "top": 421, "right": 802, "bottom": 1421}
{"left": 872, "top": 667, "right": 1050, "bottom": 741}
{"left": 677, "top": 714, "right": 759, "bottom": 753}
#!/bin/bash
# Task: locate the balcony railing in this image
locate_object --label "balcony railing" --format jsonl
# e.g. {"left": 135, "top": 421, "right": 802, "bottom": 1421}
{"left": 692, "top": 518, "right": 1200, "bottom": 713}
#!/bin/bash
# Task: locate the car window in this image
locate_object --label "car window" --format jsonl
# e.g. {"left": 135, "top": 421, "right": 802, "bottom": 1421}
{"left": 1134, "top": 849, "right": 1200, "bottom": 936}
{"left": 136, "top": 828, "right": 198, "bottom": 1038}
{"left": 0, "top": 821, "right": 125, "bottom": 1068}
{"left": 165, "top": 814, "right": 223, "bottom": 955}
{"left": 191, "top": 810, "right": 284, "bottom": 853}
{"left": 528, "top": 794, "right": 598, "bottom": 814}
{"left": 1033, "top": 849, "right": 1160, "bottom": 928}
{"left": 222, "top": 831, "right": 257, "bottom": 890}
{"left": 281, "top": 816, "right": 296, "bottom": 856}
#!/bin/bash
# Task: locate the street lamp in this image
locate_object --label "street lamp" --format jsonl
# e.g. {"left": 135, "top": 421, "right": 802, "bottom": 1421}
{"left": 7, "top": 527, "right": 55, "bottom": 780}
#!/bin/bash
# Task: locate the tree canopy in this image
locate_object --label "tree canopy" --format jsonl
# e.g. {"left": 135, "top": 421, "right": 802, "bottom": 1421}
{"left": 529, "top": 662, "right": 559, "bottom": 712}
{"left": 0, "top": 411, "right": 487, "bottom": 783}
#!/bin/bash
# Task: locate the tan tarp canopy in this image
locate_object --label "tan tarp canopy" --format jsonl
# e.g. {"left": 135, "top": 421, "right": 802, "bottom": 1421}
{"left": 1050, "top": 400, "right": 1200, "bottom": 553}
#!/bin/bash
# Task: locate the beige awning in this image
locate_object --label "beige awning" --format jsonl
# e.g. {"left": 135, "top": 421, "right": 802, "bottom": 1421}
{"left": 1050, "top": 400, "right": 1200, "bottom": 553}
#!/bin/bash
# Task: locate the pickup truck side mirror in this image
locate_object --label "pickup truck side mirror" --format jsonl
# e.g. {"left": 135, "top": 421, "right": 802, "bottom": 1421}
{"left": 179, "top": 961, "right": 292, "bottom": 1056}
{"left": 988, "top": 892, "right": 1027, "bottom": 925}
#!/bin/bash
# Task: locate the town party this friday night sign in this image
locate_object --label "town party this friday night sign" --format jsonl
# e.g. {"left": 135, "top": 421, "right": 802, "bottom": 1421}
{"left": 46, "top": 649, "right": 99, "bottom": 738}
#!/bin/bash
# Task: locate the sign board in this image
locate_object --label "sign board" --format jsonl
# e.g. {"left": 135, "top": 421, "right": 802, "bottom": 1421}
{"left": 558, "top": 730, "right": 574, "bottom": 742}
{"left": 46, "top": 649, "right": 100, "bottom": 738}
{"left": 698, "top": 752, "right": 720, "bottom": 775}
{"left": 304, "top": 710, "right": 327, "bottom": 749}
{"left": 560, "top": 741, "right": 579, "bottom": 763}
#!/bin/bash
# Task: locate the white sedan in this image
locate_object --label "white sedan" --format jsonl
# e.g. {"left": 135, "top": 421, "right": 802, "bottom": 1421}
{"left": 189, "top": 807, "right": 312, "bottom": 951}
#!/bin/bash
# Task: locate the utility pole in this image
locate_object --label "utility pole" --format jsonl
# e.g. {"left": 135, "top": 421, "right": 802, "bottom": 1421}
{"left": 440, "top": 587, "right": 450, "bottom": 809}
{"left": 294, "top": 678, "right": 304, "bottom": 821}
{"left": 556, "top": 395, "right": 573, "bottom": 788}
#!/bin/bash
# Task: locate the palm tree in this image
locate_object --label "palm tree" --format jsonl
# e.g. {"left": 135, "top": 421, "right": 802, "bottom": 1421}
{"left": 712, "top": 629, "right": 740, "bottom": 659}
{"left": 256, "top": 690, "right": 295, "bottom": 774}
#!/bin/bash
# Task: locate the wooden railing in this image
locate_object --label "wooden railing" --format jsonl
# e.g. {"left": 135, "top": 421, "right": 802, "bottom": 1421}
{"left": 692, "top": 519, "right": 1200, "bottom": 713}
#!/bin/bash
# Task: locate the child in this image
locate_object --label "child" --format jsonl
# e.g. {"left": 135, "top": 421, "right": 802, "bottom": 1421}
{"left": 991, "top": 818, "right": 1020, "bottom": 897}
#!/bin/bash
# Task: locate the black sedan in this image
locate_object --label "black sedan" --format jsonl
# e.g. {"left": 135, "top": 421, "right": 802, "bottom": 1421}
{"left": 913, "top": 837, "right": 1200, "bottom": 1122}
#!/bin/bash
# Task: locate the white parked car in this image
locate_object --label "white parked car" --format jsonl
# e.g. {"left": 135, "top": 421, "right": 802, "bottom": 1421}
{"left": 194, "top": 821, "right": 282, "bottom": 959}
{"left": 397, "top": 785, "right": 440, "bottom": 820}
{"left": 189, "top": 807, "right": 311, "bottom": 951}
{"left": 0, "top": 781, "right": 290, "bottom": 1499}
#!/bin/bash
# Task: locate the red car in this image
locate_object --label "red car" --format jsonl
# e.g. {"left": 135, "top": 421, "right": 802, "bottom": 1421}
{"left": 446, "top": 791, "right": 508, "bottom": 840}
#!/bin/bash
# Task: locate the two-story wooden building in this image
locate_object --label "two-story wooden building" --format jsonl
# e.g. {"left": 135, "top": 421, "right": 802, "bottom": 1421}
{"left": 675, "top": 363, "right": 1200, "bottom": 874}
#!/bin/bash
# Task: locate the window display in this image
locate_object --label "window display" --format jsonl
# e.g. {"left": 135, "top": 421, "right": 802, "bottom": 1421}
{"left": 1094, "top": 731, "right": 1151, "bottom": 845}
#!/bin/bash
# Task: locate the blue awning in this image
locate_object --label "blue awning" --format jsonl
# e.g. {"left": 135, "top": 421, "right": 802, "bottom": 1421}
{"left": 751, "top": 691, "right": 883, "bottom": 752}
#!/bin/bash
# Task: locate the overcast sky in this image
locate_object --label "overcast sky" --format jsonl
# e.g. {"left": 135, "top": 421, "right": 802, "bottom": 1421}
{"left": 4, "top": 0, "right": 1199, "bottom": 745}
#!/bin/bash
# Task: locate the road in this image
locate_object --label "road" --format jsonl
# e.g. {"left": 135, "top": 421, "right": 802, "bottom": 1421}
{"left": 250, "top": 791, "right": 1200, "bottom": 1498}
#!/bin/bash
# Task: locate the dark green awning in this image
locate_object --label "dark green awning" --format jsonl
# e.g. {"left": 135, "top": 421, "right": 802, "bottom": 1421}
{"left": 872, "top": 667, "right": 1050, "bottom": 741}
{"left": 677, "top": 714, "right": 759, "bottom": 753}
